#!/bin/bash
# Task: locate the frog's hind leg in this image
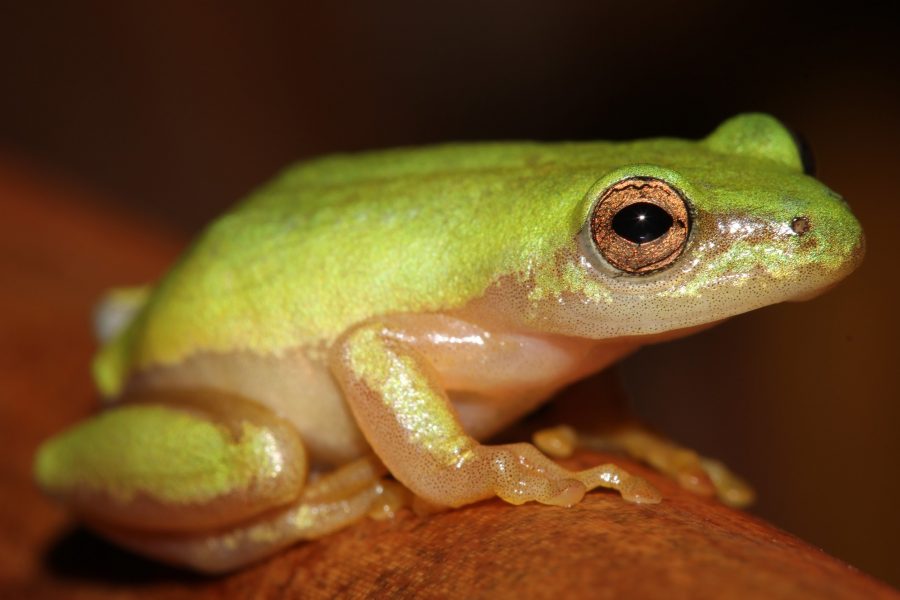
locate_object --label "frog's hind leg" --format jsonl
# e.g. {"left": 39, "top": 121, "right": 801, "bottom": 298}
{"left": 35, "top": 388, "right": 392, "bottom": 571}
{"left": 35, "top": 388, "right": 310, "bottom": 535}
{"left": 101, "top": 456, "right": 389, "bottom": 573}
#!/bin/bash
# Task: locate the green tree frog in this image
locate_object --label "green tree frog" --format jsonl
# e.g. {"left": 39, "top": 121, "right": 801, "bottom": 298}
{"left": 34, "top": 114, "right": 864, "bottom": 573}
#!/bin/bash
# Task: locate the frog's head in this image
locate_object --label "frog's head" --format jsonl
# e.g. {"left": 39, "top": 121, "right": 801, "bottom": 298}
{"left": 534, "top": 113, "right": 865, "bottom": 338}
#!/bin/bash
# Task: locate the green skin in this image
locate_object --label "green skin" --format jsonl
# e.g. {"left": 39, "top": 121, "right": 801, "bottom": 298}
{"left": 34, "top": 114, "right": 864, "bottom": 572}
{"left": 93, "top": 114, "right": 860, "bottom": 392}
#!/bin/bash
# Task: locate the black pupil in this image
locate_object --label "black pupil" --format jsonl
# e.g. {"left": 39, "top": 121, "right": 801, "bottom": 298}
{"left": 611, "top": 202, "right": 674, "bottom": 244}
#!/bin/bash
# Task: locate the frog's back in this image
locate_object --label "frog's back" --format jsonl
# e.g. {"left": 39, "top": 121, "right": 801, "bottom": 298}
{"left": 94, "top": 140, "right": 690, "bottom": 394}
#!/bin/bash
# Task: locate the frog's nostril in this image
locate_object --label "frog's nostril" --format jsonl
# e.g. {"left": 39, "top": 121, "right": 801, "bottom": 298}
{"left": 791, "top": 216, "right": 811, "bottom": 235}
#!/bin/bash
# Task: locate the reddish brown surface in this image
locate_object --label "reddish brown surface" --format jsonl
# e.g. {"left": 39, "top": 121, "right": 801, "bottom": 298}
{"left": 1, "top": 157, "right": 897, "bottom": 599}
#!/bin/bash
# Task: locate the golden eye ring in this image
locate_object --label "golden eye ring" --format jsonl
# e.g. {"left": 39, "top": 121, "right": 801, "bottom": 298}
{"left": 590, "top": 177, "right": 691, "bottom": 274}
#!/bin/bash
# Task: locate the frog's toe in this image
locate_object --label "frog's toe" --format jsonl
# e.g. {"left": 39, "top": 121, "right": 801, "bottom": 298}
{"left": 545, "top": 479, "right": 588, "bottom": 507}
{"left": 532, "top": 425, "right": 579, "bottom": 458}
{"left": 368, "top": 479, "right": 413, "bottom": 520}
{"left": 700, "top": 458, "right": 756, "bottom": 508}
{"left": 561, "top": 424, "right": 753, "bottom": 507}
{"left": 486, "top": 443, "right": 587, "bottom": 507}
{"left": 654, "top": 449, "right": 753, "bottom": 506}
{"left": 673, "top": 465, "right": 717, "bottom": 497}
{"left": 619, "top": 475, "right": 663, "bottom": 504}
{"left": 575, "top": 463, "right": 662, "bottom": 504}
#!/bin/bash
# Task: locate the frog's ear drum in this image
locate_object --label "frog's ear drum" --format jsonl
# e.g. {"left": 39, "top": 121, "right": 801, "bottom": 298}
{"left": 590, "top": 177, "right": 690, "bottom": 275}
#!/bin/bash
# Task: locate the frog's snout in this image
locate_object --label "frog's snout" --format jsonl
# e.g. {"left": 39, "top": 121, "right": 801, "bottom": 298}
{"left": 786, "top": 205, "right": 865, "bottom": 302}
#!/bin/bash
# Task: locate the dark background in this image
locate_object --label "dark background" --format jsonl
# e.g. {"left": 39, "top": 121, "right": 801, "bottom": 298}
{"left": 1, "top": 0, "right": 897, "bottom": 586}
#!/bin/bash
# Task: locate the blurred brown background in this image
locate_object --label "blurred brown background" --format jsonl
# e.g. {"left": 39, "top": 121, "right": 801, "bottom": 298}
{"left": 1, "top": 0, "right": 897, "bottom": 587}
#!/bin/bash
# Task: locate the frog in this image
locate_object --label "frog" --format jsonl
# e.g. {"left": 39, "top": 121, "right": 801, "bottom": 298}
{"left": 34, "top": 114, "right": 864, "bottom": 573}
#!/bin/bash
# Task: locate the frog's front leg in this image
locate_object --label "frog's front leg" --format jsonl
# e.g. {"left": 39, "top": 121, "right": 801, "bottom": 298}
{"left": 330, "top": 320, "right": 660, "bottom": 508}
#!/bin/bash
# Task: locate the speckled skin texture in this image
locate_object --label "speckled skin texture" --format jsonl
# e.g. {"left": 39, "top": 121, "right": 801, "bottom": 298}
{"left": 94, "top": 114, "right": 860, "bottom": 390}
{"left": 35, "top": 114, "right": 864, "bottom": 572}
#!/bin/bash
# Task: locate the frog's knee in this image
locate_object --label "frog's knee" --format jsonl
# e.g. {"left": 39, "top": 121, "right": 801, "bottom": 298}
{"left": 35, "top": 389, "right": 307, "bottom": 534}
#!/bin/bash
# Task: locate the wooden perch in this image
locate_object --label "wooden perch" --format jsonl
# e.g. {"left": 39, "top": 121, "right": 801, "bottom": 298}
{"left": 1, "top": 155, "right": 896, "bottom": 599}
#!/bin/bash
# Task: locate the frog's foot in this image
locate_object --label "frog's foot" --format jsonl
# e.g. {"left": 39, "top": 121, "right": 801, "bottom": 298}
{"left": 533, "top": 424, "right": 754, "bottom": 507}
{"left": 480, "top": 442, "right": 660, "bottom": 506}
{"left": 102, "top": 456, "right": 389, "bottom": 573}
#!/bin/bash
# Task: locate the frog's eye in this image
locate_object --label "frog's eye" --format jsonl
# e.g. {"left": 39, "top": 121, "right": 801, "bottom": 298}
{"left": 589, "top": 177, "right": 690, "bottom": 274}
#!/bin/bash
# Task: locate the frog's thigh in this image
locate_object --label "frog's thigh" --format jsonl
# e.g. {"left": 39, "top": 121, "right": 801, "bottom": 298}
{"left": 100, "top": 456, "right": 388, "bottom": 573}
{"left": 330, "top": 321, "right": 660, "bottom": 508}
{"left": 35, "top": 389, "right": 308, "bottom": 534}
